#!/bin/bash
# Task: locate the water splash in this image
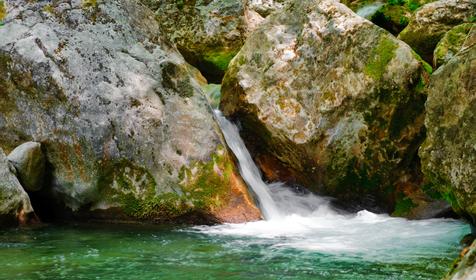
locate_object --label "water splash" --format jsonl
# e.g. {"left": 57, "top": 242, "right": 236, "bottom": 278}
{"left": 215, "top": 110, "right": 281, "bottom": 220}
{"left": 206, "top": 110, "right": 469, "bottom": 261}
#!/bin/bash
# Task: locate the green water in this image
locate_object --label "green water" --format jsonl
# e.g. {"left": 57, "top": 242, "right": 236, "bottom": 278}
{"left": 0, "top": 222, "right": 468, "bottom": 280}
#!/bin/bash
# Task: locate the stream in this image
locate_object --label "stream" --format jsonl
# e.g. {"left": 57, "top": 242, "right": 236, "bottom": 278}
{"left": 0, "top": 111, "right": 469, "bottom": 279}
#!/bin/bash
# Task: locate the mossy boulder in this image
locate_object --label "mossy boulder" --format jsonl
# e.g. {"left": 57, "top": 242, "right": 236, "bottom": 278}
{"left": 420, "top": 30, "right": 476, "bottom": 225}
{"left": 0, "top": 148, "right": 37, "bottom": 226}
{"left": 0, "top": 0, "right": 260, "bottom": 224}
{"left": 141, "top": 0, "right": 244, "bottom": 83}
{"left": 368, "top": 0, "right": 435, "bottom": 35}
{"left": 398, "top": 0, "right": 476, "bottom": 63}
{"left": 221, "top": 0, "right": 433, "bottom": 214}
{"left": 371, "top": 3, "right": 412, "bottom": 35}
{"left": 434, "top": 23, "right": 474, "bottom": 68}
{"left": 142, "top": 0, "right": 291, "bottom": 83}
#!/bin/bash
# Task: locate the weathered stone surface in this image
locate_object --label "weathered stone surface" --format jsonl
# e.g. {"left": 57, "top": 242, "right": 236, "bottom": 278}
{"left": 221, "top": 0, "right": 432, "bottom": 213}
{"left": 143, "top": 0, "right": 290, "bottom": 83}
{"left": 246, "top": 0, "right": 287, "bottom": 17}
{"left": 446, "top": 240, "right": 476, "bottom": 280}
{"left": 420, "top": 31, "right": 476, "bottom": 224}
{"left": 0, "top": 148, "right": 36, "bottom": 226}
{"left": 143, "top": 0, "right": 246, "bottom": 83}
{"left": 0, "top": 0, "right": 260, "bottom": 223}
{"left": 398, "top": 0, "right": 476, "bottom": 63}
{"left": 7, "top": 142, "right": 46, "bottom": 192}
{"left": 434, "top": 23, "right": 474, "bottom": 68}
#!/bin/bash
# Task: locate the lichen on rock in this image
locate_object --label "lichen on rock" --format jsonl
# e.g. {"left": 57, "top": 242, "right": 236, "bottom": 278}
{"left": 433, "top": 23, "right": 474, "bottom": 68}
{"left": 221, "top": 0, "right": 433, "bottom": 214}
{"left": 0, "top": 0, "right": 260, "bottom": 224}
{"left": 420, "top": 29, "right": 476, "bottom": 225}
{"left": 398, "top": 0, "right": 476, "bottom": 63}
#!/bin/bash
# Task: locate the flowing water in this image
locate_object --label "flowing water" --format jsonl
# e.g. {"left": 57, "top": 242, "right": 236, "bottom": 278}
{"left": 0, "top": 111, "right": 469, "bottom": 279}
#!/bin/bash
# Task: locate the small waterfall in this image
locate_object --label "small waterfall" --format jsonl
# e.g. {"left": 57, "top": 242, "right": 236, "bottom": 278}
{"left": 214, "top": 110, "right": 282, "bottom": 220}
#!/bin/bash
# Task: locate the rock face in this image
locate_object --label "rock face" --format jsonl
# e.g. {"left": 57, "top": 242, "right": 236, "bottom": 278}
{"left": 398, "top": 0, "right": 476, "bottom": 63}
{"left": 446, "top": 240, "right": 476, "bottom": 280}
{"left": 143, "top": 0, "right": 290, "bottom": 83}
{"left": 0, "top": 0, "right": 260, "bottom": 223}
{"left": 221, "top": 0, "right": 431, "bottom": 213}
{"left": 434, "top": 23, "right": 474, "bottom": 68}
{"left": 144, "top": 0, "right": 246, "bottom": 83}
{"left": 0, "top": 148, "right": 36, "bottom": 226}
{"left": 7, "top": 142, "right": 46, "bottom": 192}
{"left": 420, "top": 30, "right": 476, "bottom": 224}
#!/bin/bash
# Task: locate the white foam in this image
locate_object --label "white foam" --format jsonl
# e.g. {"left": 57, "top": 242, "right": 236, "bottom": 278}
{"left": 206, "top": 110, "right": 468, "bottom": 261}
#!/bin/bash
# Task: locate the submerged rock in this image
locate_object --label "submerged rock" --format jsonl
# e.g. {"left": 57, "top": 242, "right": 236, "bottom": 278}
{"left": 420, "top": 30, "right": 476, "bottom": 225}
{"left": 7, "top": 142, "right": 46, "bottom": 192}
{"left": 221, "top": 0, "right": 432, "bottom": 213}
{"left": 0, "top": 148, "right": 37, "bottom": 226}
{"left": 446, "top": 240, "right": 476, "bottom": 280}
{"left": 0, "top": 0, "right": 260, "bottom": 223}
{"left": 398, "top": 0, "right": 476, "bottom": 63}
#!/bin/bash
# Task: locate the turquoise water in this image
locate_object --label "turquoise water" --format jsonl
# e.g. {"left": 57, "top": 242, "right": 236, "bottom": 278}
{"left": 0, "top": 220, "right": 468, "bottom": 280}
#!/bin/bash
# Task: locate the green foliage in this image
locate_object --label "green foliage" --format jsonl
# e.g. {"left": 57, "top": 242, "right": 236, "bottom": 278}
{"left": 365, "top": 36, "right": 398, "bottom": 80}
{"left": 393, "top": 196, "right": 416, "bottom": 216}
{"left": 406, "top": 0, "right": 421, "bottom": 11}
{"left": 388, "top": 0, "right": 405, "bottom": 5}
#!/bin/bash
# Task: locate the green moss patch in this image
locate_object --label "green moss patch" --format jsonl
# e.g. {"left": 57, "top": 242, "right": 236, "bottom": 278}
{"left": 203, "top": 50, "right": 238, "bottom": 72}
{"left": 97, "top": 147, "right": 234, "bottom": 220}
{"left": 433, "top": 23, "right": 473, "bottom": 68}
{"left": 365, "top": 36, "right": 398, "bottom": 80}
{"left": 393, "top": 196, "right": 416, "bottom": 216}
{"left": 82, "top": 0, "right": 98, "bottom": 9}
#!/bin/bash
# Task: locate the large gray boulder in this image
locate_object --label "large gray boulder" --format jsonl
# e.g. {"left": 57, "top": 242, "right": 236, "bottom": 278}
{"left": 7, "top": 142, "right": 46, "bottom": 192}
{"left": 221, "top": 0, "right": 433, "bottom": 214}
{"left": 0, "top": 148, "right": 36, "bottom": 226}
{"left": 420, "top": 28, "right": 476, "bottom": 224}
{"left": 398, "top": 0, "right": 476, "bottom": 63}
{"left": 0, "top": 0, "right": 260, "bottom": 223}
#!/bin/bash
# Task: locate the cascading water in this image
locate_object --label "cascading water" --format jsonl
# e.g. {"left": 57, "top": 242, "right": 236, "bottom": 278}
{"left": 198, "top": 109, "right": 469, "bottom": 262}
{"left": 214, "top": 110, "right": 281, "bottom": 220}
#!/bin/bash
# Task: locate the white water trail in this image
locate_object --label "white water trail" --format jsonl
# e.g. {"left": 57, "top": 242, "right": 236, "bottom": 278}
{"left": 207, "top": 110, "right": 468, "bottom": 260}
{"left": 215, "top": 110, "right": 281, "bottom": 220}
